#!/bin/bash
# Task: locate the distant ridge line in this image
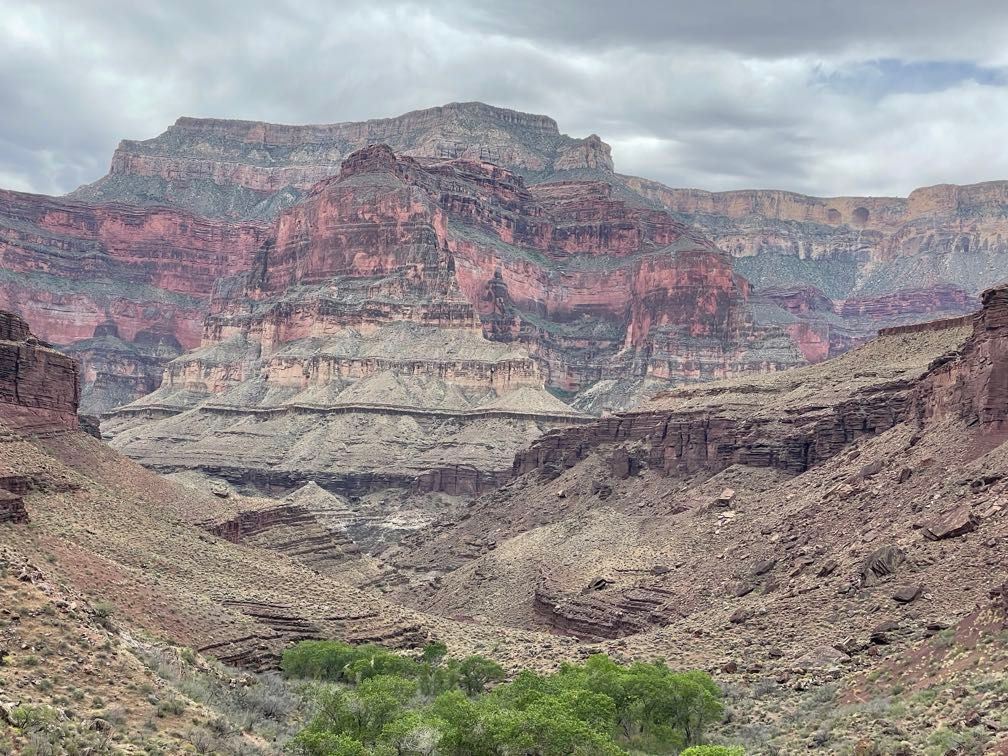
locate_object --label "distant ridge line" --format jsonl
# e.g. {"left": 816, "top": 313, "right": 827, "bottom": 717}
{"left": 878, "top": 313, "right": 976, "bottom": 337}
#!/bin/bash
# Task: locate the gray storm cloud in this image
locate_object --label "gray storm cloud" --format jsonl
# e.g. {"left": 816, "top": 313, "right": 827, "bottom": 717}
{"left": 3, "top": 0, "right": 1008, "bottom": 196}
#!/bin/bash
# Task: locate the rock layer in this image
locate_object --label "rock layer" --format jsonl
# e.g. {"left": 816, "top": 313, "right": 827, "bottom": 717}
{"left": 628, "top": 177, "right": 1008, "bottom": 349}
{"left": 103, "top": 146, "right": 806, "bottom": 497}
{"left": 0, "top": 311, "right": 81, "bottom": 432}
{"left": 0, "top": 190, "right": 266, "bottom": 412}
{"left": 7, "top": 101, "right": 1008, "bottom": 426}
{"left": 70, "top": 102, "right": 613, "bottom": 220}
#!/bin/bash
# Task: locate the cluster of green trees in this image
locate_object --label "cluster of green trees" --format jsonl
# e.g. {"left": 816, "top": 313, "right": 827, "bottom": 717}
{"left": 281, "top": 640, "right": 737, "bottom": 755}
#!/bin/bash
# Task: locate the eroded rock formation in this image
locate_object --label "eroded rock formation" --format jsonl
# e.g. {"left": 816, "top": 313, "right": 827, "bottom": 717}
{"left": 0, "top": 310, "right": 81, "bottom": 433}
{"left": 102, "top": 145, "right": 806, "bottom": 498}
{"left": 5, "top": 101, "right": 1008, "bottom": 440}
{"left": 627, "top": 177, "right": 1008, "bottom": 350}
{"left": 912, "top": 285, "right": 1008, "bottom": 428}
{"left": 70, "top": 102, "right": 613, "bottom": 219}
{"left": 0, "top": 190, "right": 267, "bottom": 412}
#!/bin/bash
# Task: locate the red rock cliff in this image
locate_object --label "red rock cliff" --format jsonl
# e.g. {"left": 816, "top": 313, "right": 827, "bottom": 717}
{"left": 0, "top": 311, "right": 80, "bottom": 432}
{"left": 0, "top": 189, "right": 267, "bottom": 411}
{"left": 912, "top": 285, "right": 1008, "bottom": 428}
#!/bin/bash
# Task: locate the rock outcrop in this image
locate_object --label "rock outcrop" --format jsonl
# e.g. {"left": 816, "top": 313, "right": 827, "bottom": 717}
{"left": 912, "top": 285, "right": 1008, "bottom": 428}
{"left": 513, "top": 318, "right": 971, "bottom": 482}
{"left": 0, "top": 310, "right": 88, "bottom": 522}
{"left": 0, "top": 310, "right": 81, "bottom": 433}
{"left": 70, "top": 102, "right": 614, "bottom": 220}
{"left": 0, "top": 474, "right": 28, "bottom": 524}
{"left": 102, "top": 146, "right": 807, "bottom": 498}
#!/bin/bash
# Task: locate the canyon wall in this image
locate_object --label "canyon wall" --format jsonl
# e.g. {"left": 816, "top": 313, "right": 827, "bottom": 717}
{"left": 0, "top": 310, "right": 81, "bottom": 432}
{"left": 911, "top": 285, "right": 1008, "bottom": 428}
{"left": 5, "top": 102, "right": 1008, "bottom": 426}
{"left": 103, "top": 145, "right": 804, "bottom": 499}
{"left": 0, "top": 189, "right": 267, "bottom": 412}
{"left": 69, "top": 102, "right": 613, "bottom": 220}
{"left": 626, "top": 176, "right": 1008, "bottom": 349}
{"left": 512, "top": 314, "right": 974, "bottom": 483}
{"left": 0, "top": 309, "right": 84, "bottom": 522}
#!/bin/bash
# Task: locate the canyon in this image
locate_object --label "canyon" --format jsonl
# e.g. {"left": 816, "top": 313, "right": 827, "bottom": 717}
{"left": 3, "top": 101, "right": 1008, "bottom": 542}
{"left": 1, "top": 283, "right": 1006, "bottom": 751}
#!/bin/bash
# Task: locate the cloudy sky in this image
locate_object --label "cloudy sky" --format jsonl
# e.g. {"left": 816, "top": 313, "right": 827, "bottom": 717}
{"left": 4, "top": 0, "right": 1008, "bottom": 197}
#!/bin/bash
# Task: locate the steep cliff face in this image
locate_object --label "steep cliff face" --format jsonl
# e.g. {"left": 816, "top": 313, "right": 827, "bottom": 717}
{"left": 104, "top": 146, "right": 804, "bottom": 501}
{"left": 70, "top": 102, "right": 613, "bottom": 220}
{"left": 912, "top": 285, "right": 1008, "bottom": 429}
{"left": 0, "top": 189, "right": 267, "bottom": 412}
{"left": 625, "top": 176, "right": 1008, "bottom": 348}
{"left": 0, "top": 311, "right": 81, "bottom": 434}
{"left": 0, "top": 310, "right": 85, "bottom": 523}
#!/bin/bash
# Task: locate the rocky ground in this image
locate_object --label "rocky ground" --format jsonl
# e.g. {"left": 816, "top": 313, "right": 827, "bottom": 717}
{"left": 383, "top": 300, "right": 1008, "bottom": 753}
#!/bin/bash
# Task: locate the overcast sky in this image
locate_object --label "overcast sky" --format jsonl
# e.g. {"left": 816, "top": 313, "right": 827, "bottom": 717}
{"left": 4, "top": 0, "right": 1008, "bottom": 197}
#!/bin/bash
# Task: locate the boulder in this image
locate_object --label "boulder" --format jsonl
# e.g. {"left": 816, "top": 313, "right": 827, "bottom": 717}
{"left": 892, "top": 584, "right": 923, "bottom": 604}
{"left": 859, "top": 545, "right": 906, "bottom": 586}
{"left": 726, "top": 580, "right": 755, "bottom": 598}
{"left": 587, "top": 576, "right": 613, "bottom": 591}
{"left": 715, "top": 488, "right": 735, "bottom": 506}
{"left": 729, "top": 608, "right": 753, "bottom": 624}
{"left": 860, "top": 459, "right": 885, "bottom": 479}
{"left": 794, "top": 645, "right": 849, "bottom": 671}
{"left": 817, "top": 559, "right": 838, "bottom": 577}
{"left": 922, "top": 504, "right": 977, "bottom": 540}
{"left": 752, "top": 558, "right": 777, "bottom": 576}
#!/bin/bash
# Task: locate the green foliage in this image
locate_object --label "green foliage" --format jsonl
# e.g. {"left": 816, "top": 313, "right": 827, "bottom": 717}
{"left": 421, "top": 641, "right": 448, "bottom": 666}
{"left": 281, "top": 641, "right": 424, "bottom": 684}
{"left": 288, "top": 730, "right": 370, "bottom": 756}
{"left": 681, "top": 746, "right": 745, "bottom": 756}
{"left": 282, "top": 642, "right": 725, "bottom": 755}
{"left": 6, "top": 704, "right": 56, "bottom": 730}
{"left": 456, "top": 654, "right": 505, "bottom": 695}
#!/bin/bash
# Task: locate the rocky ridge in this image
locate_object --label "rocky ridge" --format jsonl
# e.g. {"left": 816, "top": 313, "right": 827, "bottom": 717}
{"left": 101, "top": 145, "right": 805, "bottom": 503}
{"left": 69, "top": 102, "right": 614, "bottom": 220}
{"left": 6, "top": 102, "right": 1008, "bottom": 423}
{"left": 390, "top": 286, "right": 1007, "bottom": 748}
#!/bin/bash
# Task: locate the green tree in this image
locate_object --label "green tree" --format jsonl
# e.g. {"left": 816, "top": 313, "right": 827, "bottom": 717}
{"left": 286, "top": 731, "right": 368, "bottom": 756}
{"left": 380, "top": 711, "right": 447, "bottom": 756}
{"left": 421, "top": 641, "right": 448, "bottom": 666}
{"left": 456, "top": 655, "right": 505, "bottom": 695}
{"left": 486, "top": 697, "right": 626, "bottom": 755}
{"left": 349, "top": 675, "right": 418, "bottom": 742}
{"left": 680, "top": 746, "right": 745, "bottom": 756}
